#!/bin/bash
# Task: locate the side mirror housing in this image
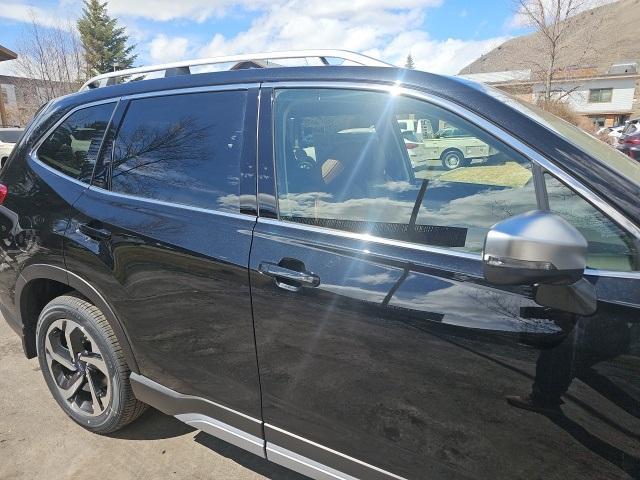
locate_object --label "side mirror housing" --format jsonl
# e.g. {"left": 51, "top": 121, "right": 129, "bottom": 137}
{"left": 483, "top": 211, "right": 596, "bottom": 315}
{"left": 483, "top": 211, "right": 588, "bottom": 286}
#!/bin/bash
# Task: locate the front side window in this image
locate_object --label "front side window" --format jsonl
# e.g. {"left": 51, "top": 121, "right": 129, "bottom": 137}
{"left": 274, "top": 88, "right": 539, "bottom": 253}
{"left": 545, "top": 174, "right": 639, "bottom": 271}
{"left": 111, "top": 91, "right": 247, "bottom": 213}
{"left": 37, "top": 103, "right": 114, "bottom": 183}
{"left": 589, "top": 88, "right": 613, "bottom": 103}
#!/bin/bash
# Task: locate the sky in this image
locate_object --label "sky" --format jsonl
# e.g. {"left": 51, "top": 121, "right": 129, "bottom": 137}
{"left": 0, "top": 0, "right": 611, "bottom": 77}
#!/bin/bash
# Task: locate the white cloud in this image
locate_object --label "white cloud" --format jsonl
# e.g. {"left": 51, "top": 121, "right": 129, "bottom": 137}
{"left": 191, "top": 0, "right": 505, "bottom": 74}
{"left": 106, "top": 0, "right": 240, "bottom": 22}
{"left": 0, "top": 3, "right": 62, "bottom": 28}
{"left": 148, "top": 34, "right": 190, "bottom": 63}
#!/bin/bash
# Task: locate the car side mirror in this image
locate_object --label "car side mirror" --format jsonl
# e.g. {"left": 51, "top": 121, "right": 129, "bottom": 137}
{"left": 482, "top": 211, "right": 596, "bottom": 315}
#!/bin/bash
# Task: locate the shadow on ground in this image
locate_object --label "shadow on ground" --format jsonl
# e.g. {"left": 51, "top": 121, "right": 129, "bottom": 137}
{"left": 108, "top": 408, "right": 194, "bottom": 440}
{"left": 194, "top": 432, "right": 308, "bottom": 480}
{"left": 108, "top": 408, "right": 308, "bottom": 479}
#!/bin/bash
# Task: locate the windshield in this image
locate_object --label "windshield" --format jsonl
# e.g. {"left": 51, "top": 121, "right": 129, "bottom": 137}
{"left": 479, "top": 85, "right": 640, "bottom": 185}
{"left": 0, "top": 130, "right": 23, "bottom": 144}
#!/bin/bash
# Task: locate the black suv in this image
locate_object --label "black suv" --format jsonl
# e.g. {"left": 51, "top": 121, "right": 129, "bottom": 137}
{"left": 1, "top": 61, "right": 639, "bottom": 480}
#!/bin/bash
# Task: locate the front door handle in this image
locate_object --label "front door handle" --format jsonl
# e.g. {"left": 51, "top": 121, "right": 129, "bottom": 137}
{"left": 78, "top": 223, "right": 111, "bottom": 240}
{"left": 258, "top": 262, "right": 320, "bottom": 292}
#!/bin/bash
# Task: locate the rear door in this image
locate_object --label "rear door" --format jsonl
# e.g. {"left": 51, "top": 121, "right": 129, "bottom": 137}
{"left": 249, "top": 85, "right": 640, "bottom": 479}
{"left": 64, "top": 86, "right": 264, "bottom": 444}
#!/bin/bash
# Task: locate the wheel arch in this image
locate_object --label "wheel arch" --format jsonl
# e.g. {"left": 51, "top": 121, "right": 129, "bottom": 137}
{"left": 16, "top": 264, "right": 139, "bottom": 373}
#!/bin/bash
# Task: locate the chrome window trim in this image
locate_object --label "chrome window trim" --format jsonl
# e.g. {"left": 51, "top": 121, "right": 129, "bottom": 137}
{"left": 259, "top": 218, "right": 640, "bottom": 279}
{"left": 30, "top": 98, "right": 119, "bottom": 186}
{"left": 29, "top": 153, "right": 93, "bottom": 189}
{"left": 87, "top": 185, "right": 256, "bottom": 221}
{"left": 258, "top": 217, "right": 480, "bottom": 261}
{"left": 584, "top": 268, "right": 640, "bottom": 280}
{"left": 262, "top": 80, "right": 640, "bottom": 277}
{"left": 265, "top": 424, "right": 408, "bottom": 480}
{"left": 120, "top": 82, "right": 258, "bottom": 101}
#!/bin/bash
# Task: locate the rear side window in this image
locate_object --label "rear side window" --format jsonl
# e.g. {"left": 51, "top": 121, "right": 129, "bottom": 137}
{"left": 110, "top": 91, "right": 247, "bottom": 213}
{"left": 37, "top": 103, "right": 114, "bottom": 183}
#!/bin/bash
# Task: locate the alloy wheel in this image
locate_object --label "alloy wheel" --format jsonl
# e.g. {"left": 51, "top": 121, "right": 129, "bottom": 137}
{"left": 444, "top": 152, "right": 462, "bottom": 169}
{"left": 43, "top": 319, "right": 112, "bottom": 417}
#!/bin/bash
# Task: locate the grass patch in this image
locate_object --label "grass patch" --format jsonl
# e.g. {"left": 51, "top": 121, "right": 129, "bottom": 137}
{"left": 438, "top": 161, "right": 532, "bottom": 188}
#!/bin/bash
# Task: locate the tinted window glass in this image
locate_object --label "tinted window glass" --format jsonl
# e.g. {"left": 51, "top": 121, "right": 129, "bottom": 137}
{"left": 481, "top": 85, "right": 640, "bottom": 185}
{"left": 545, "top": 174, "right": 639, "bottom": 271}
{"left": 274, "top": 88, "right": 538, "bottom": 253}
{"left": 37, "top": 103, "right": 114, "bottom": 182}
{"left": 111, "top": 91, "right": 247, "bottom": 212}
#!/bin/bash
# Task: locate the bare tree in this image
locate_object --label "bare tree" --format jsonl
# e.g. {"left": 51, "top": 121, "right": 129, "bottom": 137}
{"left": 514, "top": 0, "right": 600, "bottom": 104}
{"left": 12, "top": 13, "right": 84, "bottom": 121}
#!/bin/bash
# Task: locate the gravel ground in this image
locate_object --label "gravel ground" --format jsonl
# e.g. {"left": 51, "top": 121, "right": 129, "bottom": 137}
{"left": 0, "top": 316, "right": 306, "bottom": 480}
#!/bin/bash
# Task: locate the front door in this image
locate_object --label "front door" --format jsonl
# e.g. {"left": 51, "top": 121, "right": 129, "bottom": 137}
{"left": 249, "top": 86, "right": 640, "bottom": 479}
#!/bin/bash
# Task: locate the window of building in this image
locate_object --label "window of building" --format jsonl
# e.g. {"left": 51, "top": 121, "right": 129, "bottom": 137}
{"left": 273, "top": 88, "right": 539, "bottom": 253}
{"left": 111, "top": 90, "right": 247, "bottom": 213}
{"left": 588, "top": 88, "right": 613, "bottom": 103}
{"left": 36, "top": 102, "right": 114, "bottom": 183}
{"left": 545, "top": 174, "right": 639, "bottom": 271}
{"left": 590, "top": 116, "right": 606, "bottom": 128}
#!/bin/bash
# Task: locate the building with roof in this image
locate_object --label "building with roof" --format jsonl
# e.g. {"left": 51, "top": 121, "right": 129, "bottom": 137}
{"left": 0, "top": 44, "right": 18, "bottom": 127}
{"left": 460, "top": 63, "right": 640, "bottom": 129}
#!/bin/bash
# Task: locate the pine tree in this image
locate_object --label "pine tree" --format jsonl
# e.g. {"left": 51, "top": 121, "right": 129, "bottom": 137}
{"left": 77, "top": 0, "right": 136, "bottom": 76}
{"left": 404, "top": 54, "right": 415, "bottom": 69}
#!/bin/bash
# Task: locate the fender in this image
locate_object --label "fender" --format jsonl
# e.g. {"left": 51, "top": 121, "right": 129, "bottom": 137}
{"left": 16, "top": 263, "right": 139, "bottom": 373}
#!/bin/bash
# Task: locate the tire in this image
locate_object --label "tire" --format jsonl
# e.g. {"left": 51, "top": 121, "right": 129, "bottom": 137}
{"left": 36, "top": 293, "right": 147, "bottom": 433}
{"left": 440, "top": 149, "right": 465, "bottom": 170}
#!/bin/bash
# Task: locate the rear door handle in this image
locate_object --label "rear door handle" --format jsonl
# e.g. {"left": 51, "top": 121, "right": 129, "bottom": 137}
{"left": 78, "top": 223, "right": 111, "bottom": 240}
{"left": 258, "top": 262, "right": 320, "bottom": 291}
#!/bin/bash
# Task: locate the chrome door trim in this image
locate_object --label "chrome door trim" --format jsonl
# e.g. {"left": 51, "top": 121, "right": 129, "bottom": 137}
{"left": 262, "top": 80, "right": 640, "bottom": 241}
{"left": 129, "top": 373, "right": 411, "bottom": 479}
{"left": 257, "top": 217, "right": 480, "bottom": 262}
{"left": 86, "top": 184, "right": 256, "bottom": 221}
{"left": 266, "top": 443, "right": 360, "bottom": 480}
{"left": 176, "top": 413, "right": 265, "bottom": 458}
{"left": 265, "top": 424, "right": 408, "bottom": 480}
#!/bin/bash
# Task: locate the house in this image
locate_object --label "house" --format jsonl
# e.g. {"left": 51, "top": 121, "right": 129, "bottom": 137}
{"left": 459, "top": 64, "right": 640, "bottom": 129}
{"left": 0, "top": 44, "right": 18, "bottom": 127}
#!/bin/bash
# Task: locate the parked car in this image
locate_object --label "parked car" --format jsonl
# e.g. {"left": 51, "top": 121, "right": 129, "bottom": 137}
{"left": 0, "top": 127, "right": 24, "bottom": 167}
{"left": 596, "top": 125, "right": 624, "bottom": 144}
{"left": 617, "top": 129, "right": 640, "bottom": 160}
{"left": 0, "top": 51, "right": 639, "bottom": 480}
{"left": 617, "top": 117, "right": 640, "bottom": 145}
{"left": 420, "top": 123, "right": 497, "bottom": 169}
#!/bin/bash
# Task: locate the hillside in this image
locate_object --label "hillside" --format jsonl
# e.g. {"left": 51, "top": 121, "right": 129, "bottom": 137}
{"left": 459, "top": 0, "right": 640, "bottom": 75}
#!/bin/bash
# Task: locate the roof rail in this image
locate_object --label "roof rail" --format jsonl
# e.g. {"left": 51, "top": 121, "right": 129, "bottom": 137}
{"left": 79, "top": 49, "right": 393, "bottom": 91}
